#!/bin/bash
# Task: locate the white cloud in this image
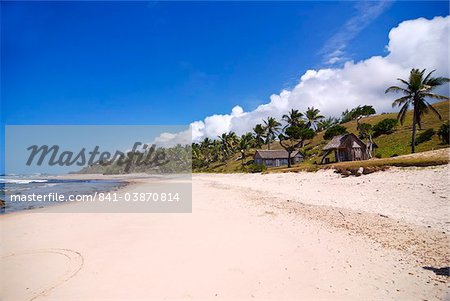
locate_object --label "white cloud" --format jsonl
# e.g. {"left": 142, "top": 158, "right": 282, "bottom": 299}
{"left": 161, "top": 16, "right": 450, "bottom": 144}
{"left": 321, "top": 1, "right": 393, "bottom": 65}
{"left": 151, "top": 128, "right": 192, "bottom": 148}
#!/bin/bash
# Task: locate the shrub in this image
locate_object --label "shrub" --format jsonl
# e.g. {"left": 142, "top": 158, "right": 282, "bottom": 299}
{"left": 374, "top": 153, "right": 382, "bottom": 158}
{"left": 297, "top": 148, "right": 309, "bottom": 160}
{"left": 244, "top": 159, "right": 255, "bottom": 166}
{"left": 413, "top": 128, "right": 435, "bottom": 145}
{"left": 324, "top": 125, "right": 348, "bottom": 140}
{"left": 373, "top": 118, "right": 398, "bottom": 137}
{"left": 246, "top": 164, "right": 267, "bottom": 173}
{"left": 437, "top": 122, "right": 449, "bottom": 144}
{"left": 357, "top": 123, "right": 373, "bottom": 140}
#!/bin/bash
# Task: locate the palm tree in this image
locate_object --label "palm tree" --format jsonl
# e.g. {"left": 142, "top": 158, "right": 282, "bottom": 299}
{"left": 200, "top": 137, "right": 213, "bottom": 149}
{"left": 218, "top": 133, "right": 230, "bottom": 160}
{"left": 263, "top": 117, "right": 281, "bottom": 150}
{"left": 192, "top": 143, "right": 202, "bottom": 161}
{"left": 199, "top": 137, "right": 214, "bottom": 163}
{"left": 218, "top": 131, "right": 239, "bottom": 161}
{"left": 304, "top": 107, "right": 325, "bottom": 131}
{"left": 211, "top": 140, "right": 222, "bottom": 162}
{"left": 253, "top": 124, "right": 266, "bottom": 149}
{"left": 317, "top": 117, "right": 338, "bottom": 132}
{"left": 237, "top": 133, "right": 253, "bottom": 166}
{"left": 227, "top": 131, "right": 239, "bottom": 148}
{"left": 385, "top": 68, "right": 449, "bottom": 153}
{"left": 282, "top": 109, "right": 304, "bottom": 128}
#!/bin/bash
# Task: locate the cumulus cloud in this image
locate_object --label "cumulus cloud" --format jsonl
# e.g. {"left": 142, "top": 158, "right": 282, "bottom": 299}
{"left": 151, "top": 127, "right": 192, "bottom": 148}
{"left": 164, "top": 16, "right": 450, "bottom": 144}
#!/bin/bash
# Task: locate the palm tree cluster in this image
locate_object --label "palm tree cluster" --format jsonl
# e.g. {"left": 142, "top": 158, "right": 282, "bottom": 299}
{"left": 192, "top": 107, "right": 326, "bottom": 168}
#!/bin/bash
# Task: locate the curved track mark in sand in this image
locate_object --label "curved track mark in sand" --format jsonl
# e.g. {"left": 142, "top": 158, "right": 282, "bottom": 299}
{"left": 1, "top": 248, "right": 84, "bottom": 301}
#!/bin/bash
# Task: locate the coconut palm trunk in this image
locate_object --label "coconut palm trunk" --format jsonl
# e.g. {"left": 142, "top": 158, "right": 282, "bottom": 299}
{"left": 411, "top": 100, "right": 418, "bottom": 153}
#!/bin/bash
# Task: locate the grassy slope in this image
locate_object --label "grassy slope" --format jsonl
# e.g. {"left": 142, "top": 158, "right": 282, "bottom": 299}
{"left": 271, "top": 149, "right": 449, "bottom": 173}
{"left": 199, "top": 100, "right": 449, "bottom": 173}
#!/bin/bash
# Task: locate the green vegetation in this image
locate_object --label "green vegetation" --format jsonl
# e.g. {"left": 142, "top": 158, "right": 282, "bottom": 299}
{"left": 437, "top": 122, "right": 449, "bottom": 144}
{"left": 385, "top": 68, "right": 449, "bottom": 153}
{"left": 323, "top": 125, "right": 348, "bottom": 140}
{"left": 245, "top": 163, "right": 267, "bottom": 173}
{"left": 414, "top": 128, "right": 435, "bottom": 145}
{"left": 278, "top": 126, "right": 315, "bottom": 167}
{"left": 357, "top": 123, "right": 375, "bottom": 158}
{"left": 325, "top": 100, "right": 449, "bottom": 159}
{"left": 263, "top": 117, "right": 281, "bottom": 150}
{"left": 304, "top": 107, "right": 324, "bottom": 130}
{"left": 237, "top": 133, "right": 253, "bottom": 166}
{"left": 317, "top": 117, "right": 339, "bottom": 132}
{"left": 78, "top": 144, "right": 192, "bottom": 174}
{"left": 373, "top": 118, "right": 398, "bottom": 137}
{"left": 340, "top": 105, "right": 376, "bottom": 124}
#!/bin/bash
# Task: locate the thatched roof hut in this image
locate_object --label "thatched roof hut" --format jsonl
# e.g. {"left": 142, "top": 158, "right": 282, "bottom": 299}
{"left": 323, "top": 133, "right": 368, "bottom": 162}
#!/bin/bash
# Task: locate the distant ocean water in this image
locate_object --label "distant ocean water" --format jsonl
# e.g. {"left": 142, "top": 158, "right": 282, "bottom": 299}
{"left": 0, "top": 175, "right": 127, "bottom": 213}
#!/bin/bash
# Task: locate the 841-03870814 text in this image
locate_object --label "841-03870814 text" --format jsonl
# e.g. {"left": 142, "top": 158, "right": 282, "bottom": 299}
{"left": 9, "top": 192, "right": 181, "bottom": 203}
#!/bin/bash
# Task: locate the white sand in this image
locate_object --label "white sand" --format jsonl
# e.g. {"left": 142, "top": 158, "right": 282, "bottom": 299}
{"left": 1, "top": 166, "right": 449, "bottom": 300}
{"left": 197, "top": 165, "right": 450, "bottom": 232}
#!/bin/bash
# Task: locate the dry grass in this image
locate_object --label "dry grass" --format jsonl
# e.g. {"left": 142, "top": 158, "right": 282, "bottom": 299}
{"left": 269, "top": 148, "right": 449, "bottom": 174}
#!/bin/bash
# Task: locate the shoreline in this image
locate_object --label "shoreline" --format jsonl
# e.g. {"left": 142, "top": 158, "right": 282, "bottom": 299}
{"left": 0, "top": 177, "right": 133, "bottom": 216}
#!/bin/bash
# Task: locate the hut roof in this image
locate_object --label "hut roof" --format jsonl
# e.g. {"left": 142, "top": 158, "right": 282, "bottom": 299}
{"left": 254, "top": 150, "right": 301, "bottom": 159}
{"left": 323, "top": 133, "right": 366, "bottom": 151}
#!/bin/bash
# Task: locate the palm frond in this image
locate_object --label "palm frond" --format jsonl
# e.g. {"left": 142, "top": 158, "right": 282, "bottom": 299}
{"left": 397, "top": 103, "right": 409, "bottom": 125}
{"left": 422, "top": 69, "right": 436, "bottom": 83}
{"left": 421, "top": 92, "right": 449, "bottom": 101}
{"left": 396, "top": 78, "right": 411, "bottom": 89}
{"left": 424, "top": 77, "right": 450, "bottom": 88}
{"left": 385, "top": 86, "right": 409, "bottom": 94}
{"left": 391, "top": 95, "right": 411, "bottom": 108}
{"left": 423, "top": 100, "right": 442, "bottom": 120}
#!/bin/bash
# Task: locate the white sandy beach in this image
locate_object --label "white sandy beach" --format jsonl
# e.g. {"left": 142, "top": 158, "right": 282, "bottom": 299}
{"left": 1, "top": 166, "right": 449, "bottom": 300}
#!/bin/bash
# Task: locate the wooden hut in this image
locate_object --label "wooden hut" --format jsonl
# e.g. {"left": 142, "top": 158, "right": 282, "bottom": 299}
{"left": 322, "top": 133, "right": 368, "bottom": 162}
{"left": 254, "top": 150, "right": 303, "bottom": 167}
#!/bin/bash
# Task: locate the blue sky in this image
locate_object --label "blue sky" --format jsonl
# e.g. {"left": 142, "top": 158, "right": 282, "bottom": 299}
{"left": 1, "top": 1, "right": 449, "bottom": 172}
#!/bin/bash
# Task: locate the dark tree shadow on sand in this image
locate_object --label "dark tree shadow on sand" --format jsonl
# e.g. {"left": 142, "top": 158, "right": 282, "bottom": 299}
{"left": 423, "top": 266, "right": 449, "bottom": 276}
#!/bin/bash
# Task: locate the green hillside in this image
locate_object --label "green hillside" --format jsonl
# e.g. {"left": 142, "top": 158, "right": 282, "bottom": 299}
{"left": 198, "top": 100, "right": 449, "bottom": 173}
